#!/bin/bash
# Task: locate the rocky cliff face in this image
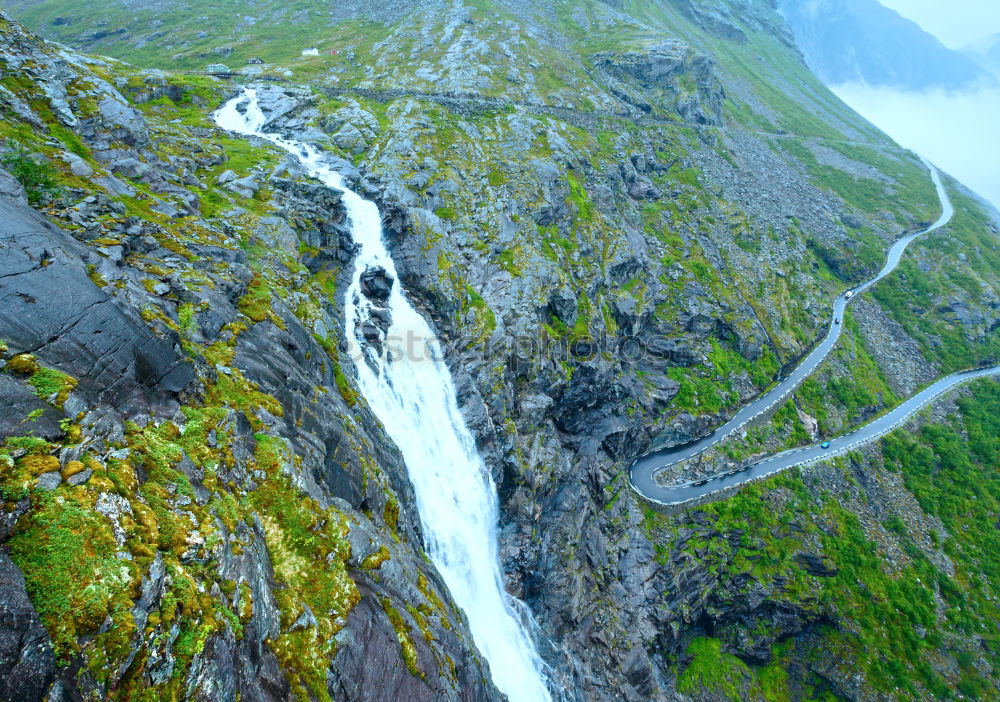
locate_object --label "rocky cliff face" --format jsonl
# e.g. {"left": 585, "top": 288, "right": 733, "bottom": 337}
{"left": 0, "top": 13, "right": 502, "bottom": 702}
{"left": 3, "top": 1, "right": 1000, "bottom": 701}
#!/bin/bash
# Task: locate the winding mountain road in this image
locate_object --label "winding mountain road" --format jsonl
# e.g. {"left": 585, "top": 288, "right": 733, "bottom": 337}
{"left": 629, "top": 162, "right": 1000, "bottom": 507}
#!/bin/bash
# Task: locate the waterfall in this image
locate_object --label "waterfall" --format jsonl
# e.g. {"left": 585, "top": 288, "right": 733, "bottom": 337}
{"left": 214, "top": 89, "right": 553, "bottom": 702}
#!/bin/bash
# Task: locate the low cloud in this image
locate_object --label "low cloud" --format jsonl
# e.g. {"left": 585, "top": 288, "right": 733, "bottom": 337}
{"left": 832, "top": 82, "right": 1000, "bottom": 213}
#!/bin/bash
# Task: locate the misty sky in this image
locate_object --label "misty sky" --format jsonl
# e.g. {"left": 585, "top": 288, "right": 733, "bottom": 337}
{"left": 878, "top": 0, "right": 1000, "bottom": 48}
{"left": 830, "top": 1, "right": 1000, "bottom": 211}
{"left": 833, "top": 84, "right": 1000, "bottom": 210}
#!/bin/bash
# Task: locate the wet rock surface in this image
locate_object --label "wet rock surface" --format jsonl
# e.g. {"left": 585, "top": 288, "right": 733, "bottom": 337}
{"left": 360, "top": 266, "right": 395, "bottom": 304}
{"left": 0, "top": 554, "right": 54, "bottom": 702}
{"left": 0, "top": 13, "right": 501, "bottom": 702}
{"left": 0, "top": 375, "right": 65, "bottom": 441}
{"left": 0, "top": 173, "right": 195, "bottom": 409}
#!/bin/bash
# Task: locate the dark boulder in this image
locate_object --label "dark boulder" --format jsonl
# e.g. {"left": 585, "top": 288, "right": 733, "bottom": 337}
{"left": 739, "top": 337, "right": 762, "bottom": 362}
{"left": 553, "top": 366, "right": 620, "bottom": 435}
{"left": 570, "top": 338, "right": 596, "bottom": 359}
{"left": 651, "top": 411, "right": 717, "bottom": 449}
{"left": 360, "top": 267, "right": 394, "bottom": 304}
{"left": 0, "top": 499, "right": 30, "bottom": 542}
{"left": 841, "top": 213, "right": 864, "bottom": 229}
{"left": 619, "top": 162, "right": 661, "bottom": 201}
{"left": 0, "top": 554, "right": 55, "bottom": 702}
{"left": 360, "top": 321, "right": 383, "bottom": 343}
{"left": 794, "top": 552, "right": 838, "bottom": 577}
{"left": 547, "top": 289, "right": 578, "bottom": 324}
{"left": 270, "top": 177, "right": 354, "bottom": 270}
{"left": 601, "top": 419, "right": 650, "bottom": 461}
{"left": 0, "top": 375, "right": 65, "bottom": 442}
{"left": 592, "top": 39, "right": 726, "bottom": 125}
{"left": 134, "top": 341, "right": 195, "bottom": 392}
{"left": 369, "top": 307, "right": 392, "bottom": 332}
{"left": 644, "top": 336, "right": 698, "bottom": 367}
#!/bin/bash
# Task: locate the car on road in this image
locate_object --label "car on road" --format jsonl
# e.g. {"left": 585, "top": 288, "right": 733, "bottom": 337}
{"left": 821, "top": 441, "right": 831, "bottom": 449}
{"left": 835, "top": 318, "right": 841, "bottom": 324}
{"left": 845, "top": 291, "right": 854, "bottom": 299}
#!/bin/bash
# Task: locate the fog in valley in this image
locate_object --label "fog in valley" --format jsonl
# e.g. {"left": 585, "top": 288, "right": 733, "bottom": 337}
{"left": 833, "top": 82, "right": 1000, "bottom": 212}
{"left": 779, "top": 0, "right": 1000, "bottom": 214}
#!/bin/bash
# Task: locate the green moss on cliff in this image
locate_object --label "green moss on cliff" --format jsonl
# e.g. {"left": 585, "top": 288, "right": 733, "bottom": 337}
{"left": 678, "top": 637, "right": 780, "bottom": 700}
{"left": 381, "top": 597, "right": 423, "bottom": 678}
{"left": 1, "top": 146, "right": 61, "bottom": 205}
{"left": 9, "top": 491, "right": 133, "bottom": 660}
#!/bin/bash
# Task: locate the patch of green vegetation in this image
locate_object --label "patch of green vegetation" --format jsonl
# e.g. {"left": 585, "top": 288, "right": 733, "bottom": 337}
{"left": 464, "top": 284, "right": 497, "bottom": 344}
{"left": 678, "top": 637, "right": 762, "bottom": 700}
{"left": 646, "top": 376, "right": 1000, "bottom": 698}
{"left": 361, "top": 545, "right": 391, "bottom": 570}
{"left": 666, "top": 339, "right": 778, "bottom": 417}
{"left": 49, "top": 123, "right": 91, "bottom": 159}
{"left": 1, "top": 145, "right": 61, "bottom": 206}
{"left": 669, "top": 163, "right": 700, "bottom": 188}
{"left": 177, "top": 302, "right": 197, "bottom": 336}
{"left": 238, "top": 273, "right": 282, "bottom": 326}
{"left": 790, "top": 312, "right": 899, "bottom": 434}
{"left": 6, "top": 354, "right": 78, "bottom": 408}
{"left": 27, "top": 367, "right": 78, "bottom": 407}
{"left": 1, "top": 436, "right": 55, "bottom": 500}
{"left": 215, "top": 136, "right": 280, "bottom": 177}
{"left": 828, "top": 143, "right": 937, "bottom": 221}
{"left": 244, "top": 437, "right": 361, "bottom": 701}
{"left": 8, "top": 491, "right": 133, "bottom": 660}
{"left": 495, "top": 247, "right": 523, "bottom": 277}
{"left": 668, "top": 366, "right": 726, "bottom": 414}
{"left": 8, "top": 0, "right": 375, "bottom": 85}
{"left": 709, "top": 338, "right": 779, "bottom": 389}
{"left": 873, "top": 186, "right": 1000, "bottom": 372}
{"left": 882, "top": 381, "right": 1000, "bottom": 651}
{"left": 805, "top": 227, "right": 887, "bottom": 283}
{"left": 487, "top": 167, "right": 506, "bottom": 186}
{"left": 566, "top": 172, "right": 594, "bottom": 222}
{"left": 781, "top": 140, "right": 887, "bottom": 216}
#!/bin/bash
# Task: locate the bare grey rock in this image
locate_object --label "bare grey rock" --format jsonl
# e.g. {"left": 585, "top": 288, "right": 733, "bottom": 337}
{"left": 35, "top": 471, "right": 62, "bottom": 491}
{"left": 0, "top": 554, "right": 55, "bottom": 702}
{"left": 0, "top": 184, "right": 194, "bottom": 411}
{"left": 0, "top": 374, "right": 65, "bottom": 442}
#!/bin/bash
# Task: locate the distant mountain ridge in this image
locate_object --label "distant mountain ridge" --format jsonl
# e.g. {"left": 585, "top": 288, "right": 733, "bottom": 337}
{"left": 778, "top": 0, "right": 994, "bottom": 90}
{"left": 964, "top": 33, "right": 1000, "bottom": 79}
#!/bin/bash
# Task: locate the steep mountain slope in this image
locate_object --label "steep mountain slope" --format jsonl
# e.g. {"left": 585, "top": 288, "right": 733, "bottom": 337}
{"left": 3, "top": 1, "right": 1000, "bottom": 701}
{"left": 0, "top": 12, "right": 503, "bottom": 702}
{"left": 776, "top": 0, "right": 994, "bottom": 90}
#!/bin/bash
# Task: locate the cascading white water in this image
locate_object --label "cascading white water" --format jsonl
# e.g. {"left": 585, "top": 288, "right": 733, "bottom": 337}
{"left": 215, "top": 89, "right": 553, "bottom": 702}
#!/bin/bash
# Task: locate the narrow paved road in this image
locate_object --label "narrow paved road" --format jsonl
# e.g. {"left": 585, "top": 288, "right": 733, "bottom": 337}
{"left": 629, "top": 162, "right": 1000, "bottom": 506}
